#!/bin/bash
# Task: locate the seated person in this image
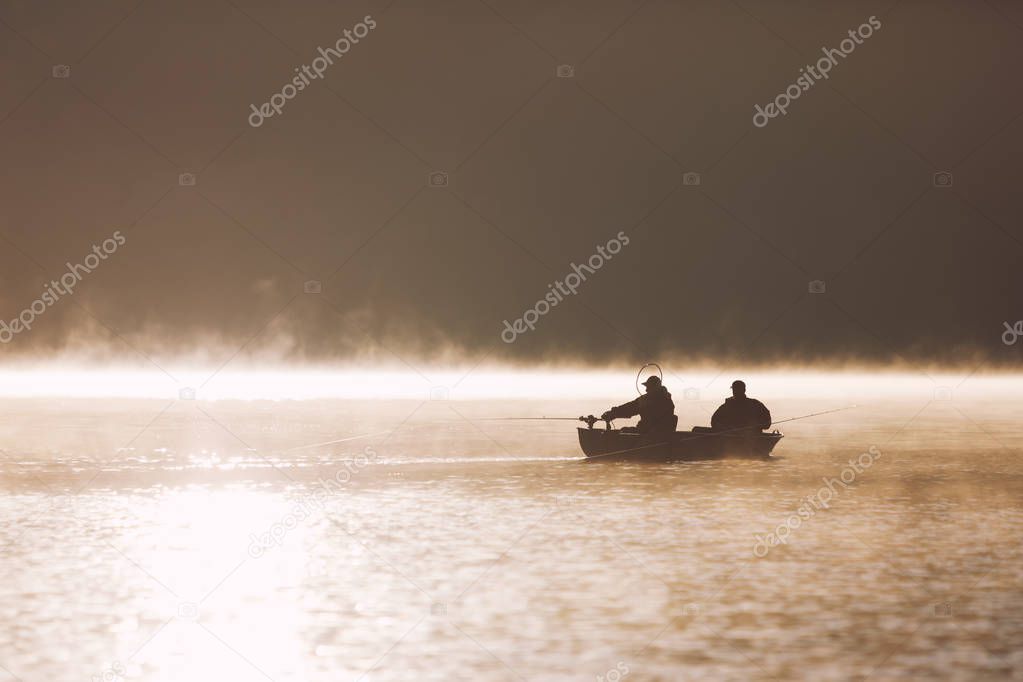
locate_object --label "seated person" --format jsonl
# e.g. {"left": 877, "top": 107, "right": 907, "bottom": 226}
{"left": 601, "top": 376, "right": 677, "bottom": 434}
{"left": 711, "top": 380, "right": 771, "bottom": 432}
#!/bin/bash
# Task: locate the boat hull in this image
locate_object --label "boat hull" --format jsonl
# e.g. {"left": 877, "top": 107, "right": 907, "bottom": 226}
{"left": 578, "top": 427, "right": 782, "bottom": 461}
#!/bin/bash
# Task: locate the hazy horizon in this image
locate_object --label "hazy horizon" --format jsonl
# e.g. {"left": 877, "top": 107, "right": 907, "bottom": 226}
{"left": 0, "top": 361, "right": 1017, "bottom": 401}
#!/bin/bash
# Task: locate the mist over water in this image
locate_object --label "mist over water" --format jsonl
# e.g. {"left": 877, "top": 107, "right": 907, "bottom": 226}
{"left": 2, "top": 387, "right": 1021, "bottom": 680}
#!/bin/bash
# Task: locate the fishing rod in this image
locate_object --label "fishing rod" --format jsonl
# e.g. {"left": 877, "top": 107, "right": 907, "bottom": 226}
{"left": 282, "top": 429, "right": 395, "bottom": 452}
{"left": 285, "top": 415, "right": 586, "bottom": 451}
{"left": 769, "top": 405, "right": 857, "bottom": 426}
{"left": 280, "top": 407, "right": 857, "bottom": 456}
{"left": 483, "top": 417, "right": 582, "bottom": 421}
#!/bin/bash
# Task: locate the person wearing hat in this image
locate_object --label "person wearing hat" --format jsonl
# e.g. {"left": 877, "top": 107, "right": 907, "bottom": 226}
{"left": 711, "top": 380, "right": 771, "bottom": 432}
{"left": 601, "top": 375, "right": 677, "bottom": 434}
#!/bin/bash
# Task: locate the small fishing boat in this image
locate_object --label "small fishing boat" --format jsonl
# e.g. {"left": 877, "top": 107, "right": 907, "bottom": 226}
{"left": 576, "top": 416, "right": 782, "bottom": 461}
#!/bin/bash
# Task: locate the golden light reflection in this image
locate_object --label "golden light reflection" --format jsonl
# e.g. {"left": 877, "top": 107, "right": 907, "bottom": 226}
{"left": 121, "top": 490, "right": 313, "bottom": 681}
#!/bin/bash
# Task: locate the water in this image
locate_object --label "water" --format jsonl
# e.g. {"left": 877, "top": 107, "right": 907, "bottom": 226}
{"left": 1, "top": 396, "right": 1021, "bottom": 681}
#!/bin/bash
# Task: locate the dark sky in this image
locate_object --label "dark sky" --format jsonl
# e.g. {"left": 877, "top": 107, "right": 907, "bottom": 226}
{"left": 1, "top": 0, "right": 1022, "bottom": 368}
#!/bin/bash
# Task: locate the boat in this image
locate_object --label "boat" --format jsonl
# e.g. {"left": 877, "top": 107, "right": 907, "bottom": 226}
{"left": 576, "top": 417, "right": 782, "bottom": 461}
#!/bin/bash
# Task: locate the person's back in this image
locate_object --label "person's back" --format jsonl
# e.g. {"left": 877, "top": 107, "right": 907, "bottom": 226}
{"left": 711, "top": 380, "right": 771, "bottom": 432}
{"left": 637, "top": 385, "right": 676, "bottom": 433}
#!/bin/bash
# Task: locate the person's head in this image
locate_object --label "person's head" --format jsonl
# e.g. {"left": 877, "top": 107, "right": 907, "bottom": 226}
{"left": 730, "top": 380, "right": 746, "bottom": 398}
{"left": 642, "top": 375, "right": 662, "bottom": 394}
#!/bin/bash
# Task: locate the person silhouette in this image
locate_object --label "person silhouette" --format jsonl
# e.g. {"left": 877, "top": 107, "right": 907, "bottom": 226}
{"left": 601, "top": 376, "right": 677, "bottom": 434}
{"left": 711, "top": 380, "right": 771, "bottom": 432}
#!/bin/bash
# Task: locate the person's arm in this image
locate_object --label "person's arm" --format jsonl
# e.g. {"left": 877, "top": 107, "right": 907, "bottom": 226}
{"left": 603, "top": 397, "right": 642, "bottom": 421}
{"left": 756, "top": 400, "right": 772, "bottom": 430}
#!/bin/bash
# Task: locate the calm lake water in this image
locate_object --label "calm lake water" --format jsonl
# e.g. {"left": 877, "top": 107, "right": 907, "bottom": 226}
{"left": 1, "top": 396, "right": 1021, "bottom": 681}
